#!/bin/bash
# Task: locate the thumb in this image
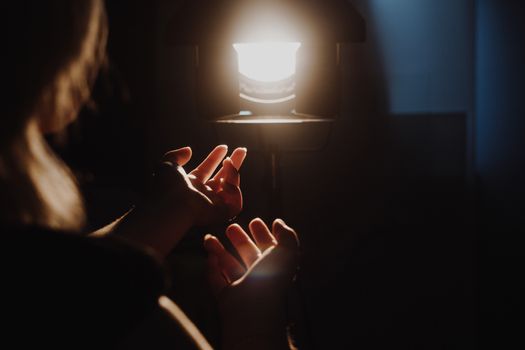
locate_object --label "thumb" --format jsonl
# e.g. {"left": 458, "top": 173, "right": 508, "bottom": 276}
{"left": 163, "top": 147, "right": 192, "bottom": 166}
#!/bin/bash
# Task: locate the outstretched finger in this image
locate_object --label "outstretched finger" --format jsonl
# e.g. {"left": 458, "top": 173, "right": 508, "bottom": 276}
{"left": 212, "top": 147, "right": 247, "bottom": 181}
{"left": 163, "top": 147, "right": 192, "bottom": 167}
{"left": 226, "top": 224, "right": 261, "bottom": 268}
{"left": 230, "top": 147, "right": 247, "bottom": 170}
{"left": 203, "top": 234, "right": 245, "bottom": 283}
{"left": 190, "top": 145, "right": 228, "bottom": 182}
{"left": 249, "top": 218, "right": 277, "bottom": 252}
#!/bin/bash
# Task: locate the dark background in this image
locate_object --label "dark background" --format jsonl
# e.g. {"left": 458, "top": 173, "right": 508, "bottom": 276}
{"left": 52, "top": 0, "right": 524, "bottom": 348}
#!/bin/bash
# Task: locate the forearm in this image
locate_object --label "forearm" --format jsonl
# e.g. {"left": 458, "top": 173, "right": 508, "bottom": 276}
{"left": 112, "top": 205, "right": 195, "bottom": 259}
{"left": 89, "top": 205, "right": 195, "bottom": 259}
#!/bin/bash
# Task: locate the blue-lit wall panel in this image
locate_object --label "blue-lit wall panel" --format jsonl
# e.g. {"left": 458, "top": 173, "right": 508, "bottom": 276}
{"left": 475, "top": 0, "right": 525, "bottom": 220}
{"left": 353, "top": 0, "right": 473, "bottom": 114}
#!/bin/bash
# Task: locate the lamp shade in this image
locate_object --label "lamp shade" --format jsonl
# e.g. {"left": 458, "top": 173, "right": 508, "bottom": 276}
{"left": 166, "top": 0, "right": 366, "bottom": 45}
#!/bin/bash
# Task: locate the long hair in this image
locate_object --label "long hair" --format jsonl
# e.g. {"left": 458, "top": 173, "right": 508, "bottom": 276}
{"left": 0, "top": 0, "right": 108, "bottom": 231}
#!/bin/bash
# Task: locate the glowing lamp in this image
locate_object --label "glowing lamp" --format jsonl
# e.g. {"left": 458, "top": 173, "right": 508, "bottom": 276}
{"left": 234, "top": 42, "right": 301, "bottom": 83}
{"left": 167, "top": 0, "right": 365, "bottom": 123}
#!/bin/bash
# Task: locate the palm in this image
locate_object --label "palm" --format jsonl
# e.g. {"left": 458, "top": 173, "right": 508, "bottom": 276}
{"left": 163, "top": 145, "right": 247, "bottom": 226}
{"left": 204, "top": 218, "right": 299, "bottom": 296}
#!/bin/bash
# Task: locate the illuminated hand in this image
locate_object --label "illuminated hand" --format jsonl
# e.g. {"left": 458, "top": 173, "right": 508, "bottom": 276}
{"left": 162, "top": 145, "right": 247, "bottom": 226}
{"left": 203, "top": 219, "right": 299, "bottom": 349}
{"left": 113, "top": 145, "right": 247, "bottom": 258}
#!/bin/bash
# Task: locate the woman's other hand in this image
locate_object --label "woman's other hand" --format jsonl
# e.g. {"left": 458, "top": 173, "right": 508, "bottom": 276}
{"left": 204, "top": 218, "right": 299, "bottom": 350}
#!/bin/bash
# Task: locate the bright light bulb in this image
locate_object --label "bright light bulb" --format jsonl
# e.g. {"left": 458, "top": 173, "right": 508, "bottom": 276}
{"left": 233, "top": 42, "right": 301, "bottom": 82}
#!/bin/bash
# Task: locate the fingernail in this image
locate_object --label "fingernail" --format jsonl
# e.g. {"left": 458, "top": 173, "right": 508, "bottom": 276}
{"left": 204, "top": 234, "right": 213, "bottom": 241}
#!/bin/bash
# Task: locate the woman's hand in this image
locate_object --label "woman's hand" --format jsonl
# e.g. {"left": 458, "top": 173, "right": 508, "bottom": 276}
{"left": 162, "top": 145, "right": 247, "bottom": 226}
{"left": 203, "top": 218, "right": 299, "bottom": 350}
{"left": 111, "top": 145, "right": 247, "bottom": 258}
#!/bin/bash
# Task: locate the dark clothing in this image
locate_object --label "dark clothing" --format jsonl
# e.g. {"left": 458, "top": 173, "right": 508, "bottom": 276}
{"left": 2, "top": 226, "right": 167, "bottom": 348}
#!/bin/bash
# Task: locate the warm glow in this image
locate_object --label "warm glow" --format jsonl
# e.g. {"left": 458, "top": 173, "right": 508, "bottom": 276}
{"left": 233, "top": 42, "right": 301, "bottom": 82}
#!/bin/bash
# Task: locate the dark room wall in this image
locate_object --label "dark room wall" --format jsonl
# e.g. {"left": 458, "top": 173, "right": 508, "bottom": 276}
{"left": 356, "top": 0, "right": 472, "bottom": 114}
{"left": 475, "top": 0, "right": 525, "bottom": 234}
{"left": 475, "top": 0, "right": 525, "bottom": 347}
